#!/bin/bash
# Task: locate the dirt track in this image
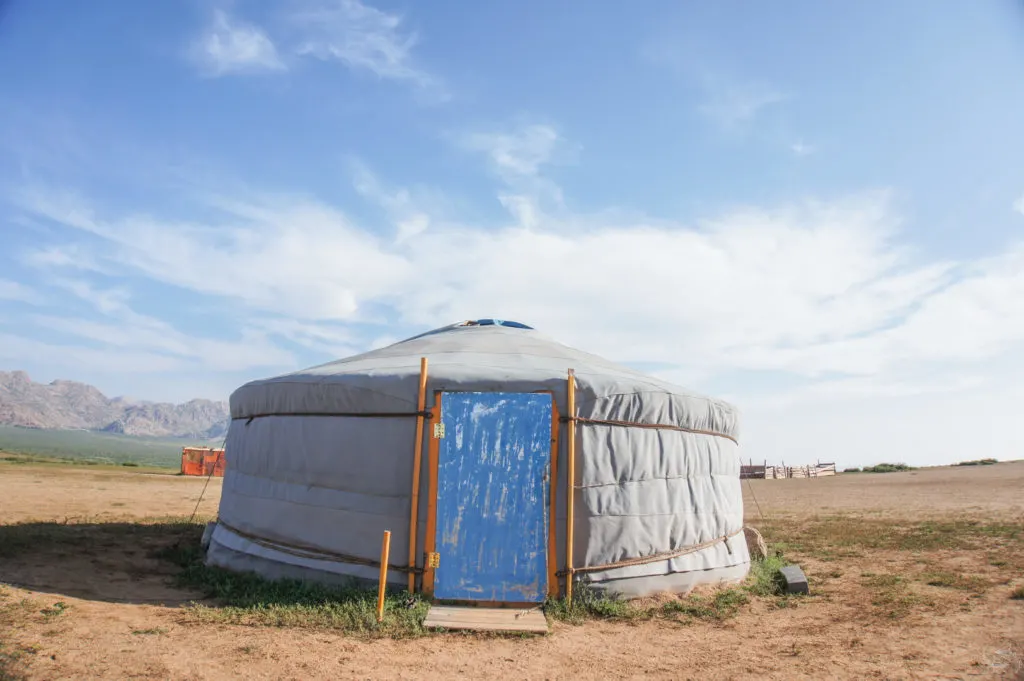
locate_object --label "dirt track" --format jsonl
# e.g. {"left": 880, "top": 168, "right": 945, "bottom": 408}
{"left": 1, "top": 461, "right": 1022, "bottom": 680}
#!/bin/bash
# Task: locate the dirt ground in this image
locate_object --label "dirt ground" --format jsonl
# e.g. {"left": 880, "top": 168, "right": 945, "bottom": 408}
{"left": 1, "top": 460, "right": 1022, "bottom": 680}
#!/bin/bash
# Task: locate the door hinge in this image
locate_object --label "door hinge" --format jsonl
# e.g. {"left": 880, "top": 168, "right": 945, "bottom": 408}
{"left": 426, "top": 552, "right": 441, "bottom": 568}
{"left": 432, "top": 423, "right": 445, "bottom": 439}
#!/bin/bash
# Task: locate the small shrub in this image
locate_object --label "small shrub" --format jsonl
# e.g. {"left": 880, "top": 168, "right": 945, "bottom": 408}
{"left": 861, "top": 463, "right": 913, "bottom": 473}
{"left": 842, "top": 467, "right": 861, "bottom": 473}
{"left": 121, "top": 462, "right": 140, "bottom": 468}
{"left": 544, "top": 585, "right": 634, "bottom": 624}
{"left": 746, "top": 555, "right": 787, "bottom": 596}
{"left": 954, "top": 458, "right": 998, "bottom": 466}
{"left": 39, "top": 602, "right": 68, "bottom": 619}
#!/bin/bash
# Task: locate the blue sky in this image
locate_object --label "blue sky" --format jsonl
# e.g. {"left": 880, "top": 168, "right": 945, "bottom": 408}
{"left": 2, "top": 0, "right": 1024, "bottom": 466}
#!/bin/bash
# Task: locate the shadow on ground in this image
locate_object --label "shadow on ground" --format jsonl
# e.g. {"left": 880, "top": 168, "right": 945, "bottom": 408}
{"left": 0, "top": 520, "right": 206, "bottom": 606}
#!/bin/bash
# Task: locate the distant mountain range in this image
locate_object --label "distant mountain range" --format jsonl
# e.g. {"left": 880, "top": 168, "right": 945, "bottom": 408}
{"left": 0, "top": 370, "right": 229, "bottom": 439}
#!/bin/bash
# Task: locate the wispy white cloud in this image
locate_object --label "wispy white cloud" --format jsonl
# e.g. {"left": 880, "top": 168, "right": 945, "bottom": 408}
{"left": 744, "top": 372, "right": 988, "bottom": 409}
{"left": 350, "top": 160, "right": 433, "bottom": 244}
{"left": 698, "top": 81, "right": 785, "bottom": 130}
{"left": 249, "top": 317, "right": 360, "bottom": 357}
{"left": 0, "top": 331, "right": 188, "bottom": 375}
{"left": 290, "top": 0, "right": 440, "bottom": 94}
{"left": 0, "top": 279, "right": 41, "bottom": 304}
{"left": 187, "top": 1, "right": 443, "bottom": 98}
{"left": 31, "top": 313, "right": 294, "bottom": 373}
{"left": 791, "top": 141, "right": 815, "bottom": 157}
{"left": 457, "top": 123, "right": 572, "bottom": 227}
{"left": 22, "top": 244, "right": 108, "bottom": 273}
{"left": 17, "top": 180, "right": 1024, "bottom": 397}
{"left": 13, "top": 276, "right": 296, "bottom": 373}
{"left": 18, "top": 189, "right": 408, "bottom": 321}
{"left": 50, "top": 278, "right": 131, "bottom": 315}
{"left": 190, "top": 9, "right": 285, "bottom": 77}
{"left": 12, "top": 162, "right": 1024, "bottom": 467}
{"left": 460, "top": 124, "right": 563, "bottom": 178}
{"left": 740, "top": 363, "right": 1024, "bottom": 468}
{"left": 643, "top": 44, "right": 785, "bottom": 132}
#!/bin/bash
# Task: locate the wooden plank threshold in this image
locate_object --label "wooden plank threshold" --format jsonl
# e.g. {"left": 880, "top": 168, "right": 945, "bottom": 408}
{"left": 423, "top": 605, "right": 549, "bottom": 634}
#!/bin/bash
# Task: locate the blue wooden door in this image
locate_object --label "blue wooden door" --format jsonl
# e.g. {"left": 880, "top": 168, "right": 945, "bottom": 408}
{"left": 434, "top": 392, "right": 552, "bottom": 603}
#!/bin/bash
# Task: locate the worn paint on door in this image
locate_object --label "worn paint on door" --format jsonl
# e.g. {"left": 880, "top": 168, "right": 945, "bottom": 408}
{"left": 434, "top": 392, "right": 552, "bottom": 603}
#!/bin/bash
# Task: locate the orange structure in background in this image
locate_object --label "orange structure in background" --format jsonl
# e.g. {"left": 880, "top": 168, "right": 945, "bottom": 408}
{"left": 180, "top": 447, "right": 226, "bottom": 477}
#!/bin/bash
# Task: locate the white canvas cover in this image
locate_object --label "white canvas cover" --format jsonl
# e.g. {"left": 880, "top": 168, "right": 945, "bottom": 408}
{"left": 207, "top": 321, "right": 750, "bottom": 597}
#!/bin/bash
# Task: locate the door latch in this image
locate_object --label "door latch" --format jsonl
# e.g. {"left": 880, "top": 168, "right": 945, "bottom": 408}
{"left": 426, "top": 552, "right": 441, "bottom": 568}
{"left": 433, "top": 423, "right": 445, "bottom": 439}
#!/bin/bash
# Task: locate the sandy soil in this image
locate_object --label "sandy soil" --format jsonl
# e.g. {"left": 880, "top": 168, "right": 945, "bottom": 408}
{"left": 1, "top": 461, "right": 1022, "bottom": 680}
{"left": 0, "top": 464, "right": 222, "bottom": 524}
{"left": 740, "top": 461, "right": 1024, "bottom": 519}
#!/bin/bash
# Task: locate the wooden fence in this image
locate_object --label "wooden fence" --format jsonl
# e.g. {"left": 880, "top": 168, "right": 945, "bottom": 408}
{"left": 740, "top": 460, "right": 836, "bottom": 480}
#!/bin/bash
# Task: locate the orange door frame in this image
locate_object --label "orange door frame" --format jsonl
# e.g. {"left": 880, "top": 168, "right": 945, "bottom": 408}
{"left": 421, "top": 390, "right": 560, "bottom": 602}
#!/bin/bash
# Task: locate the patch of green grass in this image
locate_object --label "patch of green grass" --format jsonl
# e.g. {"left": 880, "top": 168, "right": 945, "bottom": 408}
{"left": 543, "top": 586, "right": 634, "bottom": 624}
{"left": 39, "top": 602, "right": 68, "bottom": 619}
{"left": 662, "top": 588, "right": 750, "bottom": 621}
{"left": 861, "top": 463, "right": 914, "bottom": 473}
{"left": 0, "top": 425, "right": 195, "bottom": 469}
{"left": 1011, "top": 585, "right": 1024, "bottom": 600}
{"left": 0, "top": 452, "right": 173, "bottom": 473}
{"left": 1, "top": 453, "right": 83, "bottom": 466}
{"left": 761, "top": 516, "right": 1023, "bottom": 559}
{"left": 0, "top": 644, "right": 29, "bottom": 681}
{"left": 546, "top": 580, "right": 756, "bottom": 626}
{"left": 842, "top": 467, "right": 861, "bottom": 473}
{"left": 5, "top": 519, "right": 434, "bottom": 639}
{"left": 0, "top": 589, "right": 33, "bottom": 625}
{"left": 920, "top": 571, "right": 989, "bottom": 593}
{"left": 131, "top": 627, "right": 168, "bottom": 636}
{"left": 746, "top": 555, "right": 787, "bottom": 596}
{"left": 954, "top": 458, "right": 998, "bottom": 466}
{"left": 159, "top": 541, "right": 429, "bottom": 638}
{"left": 862, "top": 573, "right": 932, "bottom": 620}
{"left": 768, "top": 594, "right": 801, "bottom": 610}
{"left": 0, "top": 588, "right": 35, "bottom": 681}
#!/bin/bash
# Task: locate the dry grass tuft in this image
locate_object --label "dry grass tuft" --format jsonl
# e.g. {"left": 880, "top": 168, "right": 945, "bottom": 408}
{"left": 860, "top": 574, "right": 933, "bottom": 620}
{"left": 919, "top": 571, "right": 990, "bottom": 593}
{"left": 0, "top": 587, "right": 38, "bottom": 681}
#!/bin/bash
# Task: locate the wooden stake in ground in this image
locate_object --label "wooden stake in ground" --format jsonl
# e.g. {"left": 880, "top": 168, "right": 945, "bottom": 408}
{"left": 407, "top": 357, "right": 428, "bottom": 592}
{"left": 565, "top": 369, "right": 577, "bottom": 604}
{"left": 377, "top": 530, "right": 391, "bottom": 623}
